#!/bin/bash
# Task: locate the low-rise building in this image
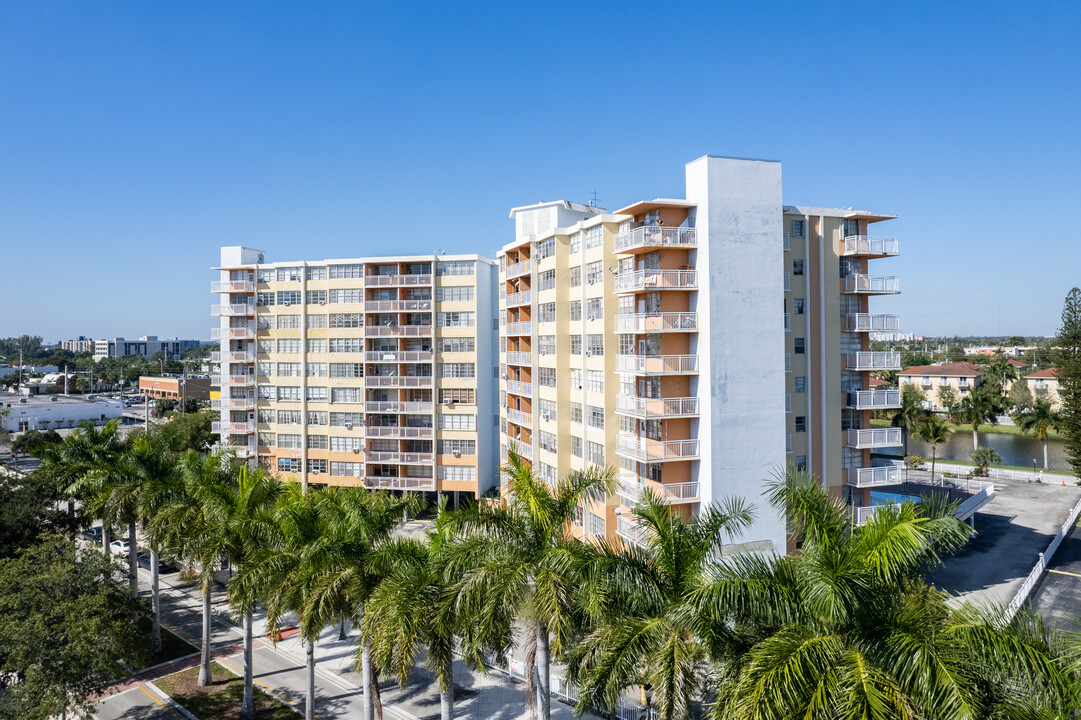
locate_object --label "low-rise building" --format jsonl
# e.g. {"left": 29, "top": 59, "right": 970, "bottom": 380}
{"left": 59, "top": 336, "right": 95, "bottom": 353}
{"left": 139, "top": 376, "right": 213, "bottom": 401}
{"left": 94, "top": 336, "right": 201, "bottom": 361}
{"left": 0, "top": 393, "right": 122, "bottom": 432}
{"left": 1024, "top": 368, "right": 1062, "bottom": 410}
{"left": 898, "top": 362, "right": 983, "bottom": 410}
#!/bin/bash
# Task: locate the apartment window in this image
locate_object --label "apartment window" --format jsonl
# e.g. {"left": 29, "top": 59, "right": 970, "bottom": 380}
{"left": 586, "top": 298, "right": 603, "bottom": 319}
{"left": 586, "top": 262, "right": 603, "bottom": 285}
{"left": 793, "top": 299, "right": 805, "bottom": 315}
{"left": 439, "top": 439, "right": 476, "bottom": 455}
{"left": 329, "top": 338, "right": 364, "bottom": 353}
{"left": 257, "top": 362, "right": 274, "bottom": 378}
{"left": 535, "top": 237, "right": 554, "bottom": 259}
{"left": 331, "top": 462, "right": 364, "bottom": 477}
{"left": 795, "top": 455, "right": 808, "bottom": 471}
{"left": 587, "top": 440, "right": 604, "bottom": 465}
{"left": 537, "top": 303, "right": 556, "bottom": 323}
{"left": 438, "top": 362, "right": 475, "bottom": 378}
{"left": 307, "top": 314, "right": 327, "bottom": 329}
{"left": 588, "top": 406, "right": 605, "bottom": 429}
{"left": 538, "top": 431, "right": 557, "bottom": 453}
{"left": 257, "top": 432, "right": 276, "bottom": 447}
{"left": 306, "top": 434, "right": 328, "bottom": 450}
{"left": 570, "top": 436, "right": 583, "bottom": 458}
{"left": 301, "top": 339, "right": 324, "bottom": 354}
{"left": 585, "top": 225, "right": 603, "bottom": 249}
{"left": 257, "top": 315, "right": 272, "bottom": 330}
{"left": 278, "top": 386, "right": 301, "bottom": 401}
{"left": 536, "top": 462, "right": 557, "bottom": 484}
{"left": 257, "top": 292, "right": 275, "bottom": 306}
{"left": 440, "top": 388, "right": 475, "bottom": 404}
{"left": 570, "top": 369, "right": 582, "bottom": 390}
{"left": 569, "top": 267, "right": 581, "bottom": 287}
{"left": 304, "top": 363, "right": 327, "bottom": 378}
{"left": 437, "top": 260, "right": 474, "bottom": 276}
{"left": 538, "top": 367, "right": 557, "bottom": 387}
{"left": 257, "top": 269, "right": 275, "bottom": 283}
{"left": 438, "top": 312, "right": 475, "bottom": 327}
{"left": 586, "top": 335, "right": 603, "bottom": 355}
{"left": 307, "top": 411, "right": 327, "bottom": 426}
{"left": 330, "top": 436, "right": 364, "bottom": 452}
{"left": 306, "top": 386, "right": 327, "bottom": 401}
{"left": 306, "top": 459, "right": 328, "bottom": 475}
{"left": 306, "top": 266, "right": 327, "bottom": 281}
{"left": 331, "top": 387, "right": 363, "bottom": 403}
{"left": 330, "top": 313, "right": 364, "bottom": 328}
{"left": 538, "top": 336, "right": 556, "bottom": 355}
{"left": 436, "top": 286, "right": 474, "bottom": 302}
{"left": 570, "top": 336, "right": 582, "bottom": 355}
{"left": 330, "top": 412, "right": 364, "bottom": 427}
{"left": 792, "top": 259, "right": 804, "bottom": 276}
{"left": 795, "top": 416, "right": 807, "bottom": 433}
{"left": 569, "top": 233, "right": 581, "bottom": 255}
{"left": 278, "top": 339, "right": 301, "bottom": 353}
{"left": 794, "top": 376, "right": 807, "bottom": 393}
{"left": 277, "top": 315, "right": 301, "bottom": 329}
{"left": 438, "top": 337, "right": 475, "bottom": 352}
{"left": 329, "top": 288, "right": 363, "bottom": 304}
{"left": 278, "top": 410, "right": 302, "bottom": 425}
{"left": 277, "top": 362, "right": 301, "bottom": 377}
{"left": 587, "top": 370, "right": 604, "bottom": 393}
{"left": 539, "top": 399, "right": 556, "bottom": 421}
{"left": 570, "top": 402, "right": 583, "bottom": 424}
{"left": 277, "top": 291, "right": 302, "bottom": 306}
{"left": 278, "top": 433, "right": 302, "bottom": 449}
{"left": 329, "top": 264, "right": 364, "bottom": 279}
{"left": 792, "top": 219, "right": 806, "bottom": 237}
{"left": 277, "top": 267, "right": 302, "bottom": 282}
{"left": 439, "top": 414, "right": 476, "bottom": 430}
{"left": 258, "top": 410, "right": 275, "bottom": 424}
{"left": 329, "top": 363, "right": 364, "bottom": 378}
{"left": 569, "top": 301, "right": 582, "bottom": 322}
{"left": 586, "top": 511, "right": 604, "bottom": 538}
{"left": 794, "top": 338, "right": 806, "bottom": 354}
{"left": 278, "top": 458, "right": 302, "bottom": 473}
{"left": 538, "top": 269, "right": 556, "bottom": 291}
{"left": 306, "top": 290, "right": 327, "bottom": 305}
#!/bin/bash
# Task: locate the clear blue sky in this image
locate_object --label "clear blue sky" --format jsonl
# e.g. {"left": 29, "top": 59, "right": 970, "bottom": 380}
{"left": 2, "top": 1, "right": 1078, "bottom": 342}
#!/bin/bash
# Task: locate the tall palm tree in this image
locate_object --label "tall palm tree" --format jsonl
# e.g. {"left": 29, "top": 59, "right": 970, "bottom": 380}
{"left": 956, "top": 384, "right": 998, "bottom": 450}
{"left": 566, "top": 490, "right": 753, "bottom": 720}
{"left": 697, "top": 467, "right": 1075, "bottom": 718}
{"left": 1014, "top": 399, "right": 1062, "bottom": 470}
{"left": 442, "top": 451, "right": 614, "bottom": 720}
{"left": 891, "top": 384, "right": 926, "bottom": 455}
{"left": 915, "top": 414, "right": 954, "bottom": 481}
{"left": 55, "top": 419, "right": 127, "bottom": 556}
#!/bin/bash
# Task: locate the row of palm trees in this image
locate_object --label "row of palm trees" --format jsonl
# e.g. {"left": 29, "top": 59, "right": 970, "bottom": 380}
{"left": 38, "top": 419, "right": 1081, "bottom": 719}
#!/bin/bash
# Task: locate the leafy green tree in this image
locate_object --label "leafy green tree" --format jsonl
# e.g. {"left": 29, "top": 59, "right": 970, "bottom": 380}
{"left": 1014, "top": 399, "right": 1062, "bottom": 470}
{"left": 915, "top": 414, "right": 954, "bottom": 480}
{"left": 983, "top": 354, "right": 1020, "bottom": 400}
{"left": 0, "top": 536, "right": 151, "bottom": 720}
{"left": 0, "top": 471, "right": 76, "bottom": 559}
{"left": 1055, "top": 288, "right": 1081, "bottom": 479}
{"left": 1010, "top": 377, "right": 1034, "bottom": 412}
{"left": 442, "top": 452, "right": 614, "bottom": 720}
{"left": 901, "top": 351, "right": 932, "bottom": 369}
{"left": 566, "top": 491, "right": 753, "bottom": 719}
{"left": 937, "top": 385, "right": 958, "bottom": 417}
{"left": 10, "top": 429, "right": 62, "bottom": 456}
{"left": 956, "top": 385, "right": 998, "bottom": 450}
{"left": 971, "top": 447, "right": 1002, "bottom": 477}
{"left": 892, "top": 383, "right": 926, "bottom": 455}
{"left": 156, "top": 409, "right": 216, "bottom": 452}
{"left": 947, "top": 345, "right": 967, "bottom": 362}
{"left": 54, "top": 420, "right": 127, "bottom": 556}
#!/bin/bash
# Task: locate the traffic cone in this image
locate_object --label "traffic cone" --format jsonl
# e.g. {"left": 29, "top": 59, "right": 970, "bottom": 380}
{"left": 1063, "top": 479, "right": 1067, "bottom": 487}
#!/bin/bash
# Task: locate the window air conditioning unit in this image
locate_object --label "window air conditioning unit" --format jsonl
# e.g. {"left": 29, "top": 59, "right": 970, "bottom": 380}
{"left": 319, "top": 301, "right": 326, "bottom": 305}
{"left": 541, "top": 412, "right": 551, "bottom": 421}
{"left": 353, "top": 448, "right": 362, "bottom": 454}
{"left": 444, "top": 399, "right": 455, "bottom": 406}
{"left": 588, "top": 314, "right": 596, "bottom": 321}
{"left": 453, "top": 450, "right": 461, "bottom": 458}
{"left": 585, "top": 351, "right": 592, "bottom": 357}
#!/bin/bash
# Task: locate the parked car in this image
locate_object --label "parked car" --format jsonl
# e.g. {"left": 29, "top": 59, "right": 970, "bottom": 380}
{"left": 136, "top": 552, "right": 175, "bottom": 573}
{"left": 81, "top": 527, "right": 104, "bottom": 543}
{"left": 109, "top": 539, "right": 131, "bottom": 556}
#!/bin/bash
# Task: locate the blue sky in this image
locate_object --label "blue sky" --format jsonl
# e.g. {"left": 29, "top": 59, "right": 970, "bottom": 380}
{"left": 2, "top": 1, "right": 1078, "bottom": 342}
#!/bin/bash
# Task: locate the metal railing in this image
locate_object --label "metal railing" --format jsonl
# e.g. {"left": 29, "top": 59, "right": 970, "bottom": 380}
{"left": 505, "top": 291, "right": 531, "bottom": 307}
{"left": 212, "top": 374, "right": 255, "bottom": 387}
{"left": 364, "top": 375, "right": 433, "bottom": 387}
{"left": 617, "top": 475, "right": 701, "bottom": 504}
{"left": 846, "top": 351, "right": 902, "bottom": 371}
{"left": 843, "top": 274, "right": 900, "bottom": 294}
{"left": 1004, "top": 494, "right": 1081, "bottom": 623}
{"left": 363, "top": 325, "right": 433, "bottom": 336}
{"left": 364, "top": 351, "right": 433, "bottom": 362}
{"left": 615, "top": 434, "right": 699, "bottom": 462}
{"left": 845, "top": 314, "right": 900, "bottom": 332}
{"left": 365, "top": 274, "right": 432, "bottom": 286}
{"left": 846, "top": 389, "right": 902, "bottom": 409}
{"left": 615, "top": 354, "right": 699, "bottom": 375}
{"left": 507, "top": 380, "right": 532, "bottom": 396}
{"left": 505, "top": 321, "right": 532, "bottom": 335}
{"left": 211, "top": 303, "right": 256, "bottom": 316}
{"left": 366, "top": 451, "right": 435, "bottom": 464}
{"left": 506, "top": 351, "right": 532, "bottom": 366}
{"left": 614, "top": 312, "right": 697, "bottom": 334}
{"left": 365, "top": 426, "right": 433, "bottom": 438}
{"left": 211, "top": 398, "right": 255, "bottom": 410}
{"left": 615, "top": 514, "right": 651, "bottom": 546}
{"left": 845, "top": 427, "right": 903, "bottom": 448}
{"left": 506, "top": 259, "right": 531, "bottom": 278}
{"left": 507, "top": 408, "right": 532, "bottom": 427}
{"left": 210, "top": 327, "right": 256, "bottom": 340}
{"left": 784, "top": 313, "right": 791, "bottom": 332}
{"left": 614, "top": 226, "right": 697, "bottom": 252}
{"left": 783, "top": 272, "right": 791, "bottom": 292}
{"left": 842, "top": 235, "right": 899, "bottom": 256}
{"left": 212, "top": 421, "right": 256, "bottom": 434}
{"left": 783, "top": 232, "right": 791, "bottom": 251}
{"left": 211, "top": 280, "right": 255, "bottom": 293}
{"left": 365, "top": 476, "right": 436, "bottom": 491}
{"left": 616, "top": 395, "right": 699, "bottom": 418}
{"left": 365, "top": 401, "right": 433, "bottom": 413}
{"left": 846, "top": 466, "right": 902, "bottom": 488}
{"left": 365, "top": 300, "right": 433, "bottom": 312}
{"left": 613, "top": 269, "right": 697, "bottom": 293}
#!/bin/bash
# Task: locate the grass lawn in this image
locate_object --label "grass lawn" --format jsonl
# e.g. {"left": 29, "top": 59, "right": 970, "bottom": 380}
{"left": 155, "top": 661, "right": 297, "bottom": 720}
{"left": 142, "top": 627, "right": 197, "bottom": 668}
{"left": 869, "top": 417, "right": 1063, "bottom": 439}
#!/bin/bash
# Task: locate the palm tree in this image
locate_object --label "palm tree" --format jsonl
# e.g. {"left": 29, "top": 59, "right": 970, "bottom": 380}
{"left": 697, "top": 467, "right": 1076, "bottom": 718}
{"left": 971, "top": 446, "right": 1002, "bottom": 477}
{"left": 566, "top": 490, "right": 753, "bottom": 719}
{"left": 54, "top": 419, "right": 127, "bottom": 556}
{"left": 915, "top": 414, "right": 954, "bottom": 481}
{"left": 1014, "top": 399, "right": 1061, "bottom": 470}
{"left": 442, "top": 451, "right": 614, "bottom": 720}
{"left": 956, "top": 384, "right": 998, "bottom": 450}
{"left": 891, "top": 384, "right": 926, "bottom": 455}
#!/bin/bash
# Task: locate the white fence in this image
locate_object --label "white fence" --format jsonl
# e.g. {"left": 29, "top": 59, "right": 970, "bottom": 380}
{"left": 1004, "top": 494, "right": 1081, "bottom": 623}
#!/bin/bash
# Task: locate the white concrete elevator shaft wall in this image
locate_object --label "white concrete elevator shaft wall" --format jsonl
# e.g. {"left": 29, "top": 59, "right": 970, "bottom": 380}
{"left": 685, "top": 156, "right": 787, "bottom": 552}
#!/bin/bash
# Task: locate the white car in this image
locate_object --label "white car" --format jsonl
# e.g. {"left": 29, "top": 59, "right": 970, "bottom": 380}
{"left": 110, "top": 539, "right": 131, "bottom": 556}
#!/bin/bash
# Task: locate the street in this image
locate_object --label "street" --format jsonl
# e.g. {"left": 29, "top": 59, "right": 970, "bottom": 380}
{"left": 1031, "top": 520, "right": 1081, "bottom": 631}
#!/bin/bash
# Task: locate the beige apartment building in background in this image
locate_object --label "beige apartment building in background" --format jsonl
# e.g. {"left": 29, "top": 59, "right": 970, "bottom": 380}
{"left": 498, "top": 156, "right": 907, "bottom": 552}
{"left": 211, "top": 248, "right": 499, "bottom": 501}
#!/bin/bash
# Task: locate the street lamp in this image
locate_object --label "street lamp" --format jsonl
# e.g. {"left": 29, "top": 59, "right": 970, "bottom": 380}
{"left": 1033, "top": 459, "right": 1038, "bottom": 483}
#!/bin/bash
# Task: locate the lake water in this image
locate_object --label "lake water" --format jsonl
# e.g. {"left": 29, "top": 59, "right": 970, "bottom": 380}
{"left": 882, "top": 429, "right": 1069, "bottom": 471}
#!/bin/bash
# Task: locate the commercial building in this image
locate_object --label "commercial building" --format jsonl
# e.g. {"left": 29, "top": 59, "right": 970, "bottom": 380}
{"left": 60, "top": 336, "right": 95, "bottom": 353}
{"left": 0, "top": 393, "right": 122, "bottom": 432}
{"left": 94, "top": 336, "right": 201, "bottom": 362}
{"left": 139, "top": 376, "right": 213, "bottom": 401}
{"left": 211, "top": 247, "right": 499, "bottom": 500}
{"left": 497, "top": 155, "right": 912, "bottom": 553}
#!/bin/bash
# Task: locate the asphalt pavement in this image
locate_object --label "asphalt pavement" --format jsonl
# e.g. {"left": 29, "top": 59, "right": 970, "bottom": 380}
{"left": 1031, "top": 520, "right": 1081, "bottom": 631}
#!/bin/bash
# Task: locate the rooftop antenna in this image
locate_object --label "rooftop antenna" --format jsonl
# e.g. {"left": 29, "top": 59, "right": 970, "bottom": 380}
{"left": 588, "top": 190, "right": 601, "bottom": 208}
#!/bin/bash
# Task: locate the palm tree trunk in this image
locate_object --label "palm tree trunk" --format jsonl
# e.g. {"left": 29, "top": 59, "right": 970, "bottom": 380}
{"left": 1044, "top": 440, "right": 1049, "bottom": 470}
{"left": 198, "top": 587, "right": 212, "bottom": 686}
{"left": 338, "top": 616, "right": 347, "bottom": 641}
{"left": 128, "top": 521, "right": 138, "bottom": 596}
{"left": 535, "top": 622, "right": 551, "bottom": 720}
{"left": 440, "top": 689, "right": 453, "bottom": 720}
{"left": 361, "top": 637, "right": 374, "bottom": 720}
{"left": 242, "top": 611, "right": 254, "bottom": 717}
{"left": 902, "top": 427, "right": 909, "bottom": 456}
{"left": 151, "top": 547, "right": 161, "bottom": 653}
{"left": 931, "top": 445, "right": 937, "bottom": 483}
{"left": 972, "top": 425, "right": 979, "bottom": 451}
{"left": 305, "top": 638, "right": 316, "bottom": 720}
{"left": 103, "top": 524, "right": 111, "bottom": 556}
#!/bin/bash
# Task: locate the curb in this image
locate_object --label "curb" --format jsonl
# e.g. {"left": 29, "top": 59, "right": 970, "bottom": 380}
{"left": 144, "top": 680, "right": 201, "bottom": 720}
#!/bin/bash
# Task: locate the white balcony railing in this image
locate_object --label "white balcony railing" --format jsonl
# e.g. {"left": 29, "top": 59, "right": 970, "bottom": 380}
{"left": 613, "top": 269, "right": 697, "bottom": 293}
{"left": 615, "top": 514, "right": 651, "bottom": 547}
{"left": 212, "top": 420, "right": 256, "bottom": 434}
{"left": 505, "top": 291, "right": 531, "bottom": 307}
{"left": 365, "top": 476, "right": 437, "bottom": 491}
{"left": 616, "top": 396, "right": 699, "bottom": 418}
{"left": 507, "top": 408, "right": 532, "bottom": 427}
{"left": 212, "top": 374, "right": 256, "bottom": 387}
{"left": 214, "top": 351, "right": 255, "bottom": 363}
{"left": 507, "top": 442, "right": 533, "bottom": 460}
{"left": 614, "top": 226, "right": 697, "bottom": 252}
{"left": 364, "top": 274, "right": 432, "bottom": 286}
{"left": 845, "top": 314, "right": 900, "bottom": 332}
{"left": 363, "top": 325, "right": 433, "bottom": 337}
{"left": 615, "top": 434, "right": 699, "bottom": 462}
{"left": 615, "top": 354, "right": 699, "bottom": 375}
{"left": 847, "top": 466, "right": 902, "bottom": 488}
{"left": 211, "top": 303, "right": 256, "bottom": 316}
{"left": 364, "top": 375, "right": 433, "bottom": 387}
{"left": 506, "top": 259, "right": 531, "bottom": 278}
{"left": 846, "top": 352, "right": 902, "bottom": 371}
{"left": 505, "top": 321, "right": 532, "bottom": 336}
{"left": 846, "top": 389, "right": 902, "bottom": 410}
{"left": 845, "top": 428, "right": 903, "bottom": 449}
{"left": 783, "top": 272, "right": 791, "bottom": 292}
{"left": 843, "top": 275, "right": 900, "bottom": 294}
{"left": 211, "top": 397, "right": 255, "bottom": 410}
{"left": 364, "top": 351, "right": 434, "bottom": 363}
{"left": 617, "top": 475, "right": 701, "bottom": 504}
{"left": 365, "top": 300, "right": 433, "bottom": 312}
{"left": 210, "top": 327, "right": 256, "bottom": 340}
{"left": 506, "top": 351, "right": 532, "bottom": 366}
{"left": 365, "top": 401, "right": 434, "bottom": 413}
{"left": 365, "top": 426, "right": 433, "bottom": 438}
{"left": 507, "top": 380, "right": 533, "bottom": 396}
{"left": 211, "top": 280, "right": 255, "bottom": 293}
{"left": 614, "top": 312, "right": 697, "bottom": 334}
{"left": 366, "top": 451, "right": 435, "bottom": 464}
{"left": 842, "top": 236, "right": 899, "bottom": 257}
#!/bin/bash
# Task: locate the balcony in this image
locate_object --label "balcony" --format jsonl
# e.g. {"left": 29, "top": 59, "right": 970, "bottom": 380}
{"left": 365, "top": 401, "right": 434, "bottom": 413}
{"left": 614, "top": 226, "right": 697, "bottom": 253}
{"left": 365, "top": 274, "right": 433, "bottom": 286}
{"left": 616, "top": 434, "right": 699, "bottom": 462}
{"left": 211, "top": 397, "right": 255, "bottom": 411}
{"left": 845, "top": 427, "right": 903, "bottom": 449}
{"left": 616, "top": 475, "right": 701, "bottom": 504}
{"left": 847, "top": 466, "right": 902, "bottom": 488}
{"left": 507, "top": 380, "right": 532, "bottom": 396}
{"left": 506, "top": 351, "right": 531, "bottom": 366}
{"left": 616, "top": 354, "right": 699, "bottom": 375}
{"left": 211, "top": 327, "right": 256, "bottom": 340}
{"left": 366, "top": 451, "right": 435, "bottom": 464}
{"left": 843, "top": 275, "right": 900, "bottom": 295}
{"left": 842, "top": 236, "right": 899, "bottom": 257}
{"left": 846, "top": 389, "right": 902, "bottom": 410}
{"left": 364, "top": 351, "right": 433, "bottom": 363}
{"left": 616, "top": 395, "right": 699, "bottom": 419}
{"left": 364, "top": 325, "right": 433, "bottom": 337}
{"left": 211, "top": 351, "right": 256, "bottom": 363}
{"left": 615, "top": 514, "right": 650, "bottom": 547}
{"left": 364, "top": 375, "right": 434, "bottom": 387}
{"left": 846, "top": 351, "right": 902, "bottom": 371}
{"left": 844, "top": 314, "right": 900, "bottom": 333}
{"left": 212, "top": 374, "right": 256, "bottom": 387}
{"left": 506, "top": 321, "right": 532, "bottom": 336}
{"left": 365, "top": 300, "right": 433, "bottom": 312}
{"left": 507, "top": 408, "right": 532, "bottom": 427}
{"left": 211, "top": 280, "right": 255, "bottom": 293}
{"left": 211, "top": 303, "right": 256, "bottom": 317}
{"left": 212, "top": 420, "right": 256, "bottom": 434}
{"left": 614, "top": 269, "right": 697, "bottom": 294}
{"left": 506, "top": 291, "right": 531, "bottom": 307}
{"left": 365, "top": 476, "right": 436, "bottom": 491}
{"left": 614, "top": 313, "right": 697, "bottom": 334}
{"left": 506, "top": 259, "right": 531, "bottom": 278}
{"left": 365, "top": 426, "right": 433, "bottom": 438}
{"left": 506, "top": 442, "right": 532, "bottom": 460}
